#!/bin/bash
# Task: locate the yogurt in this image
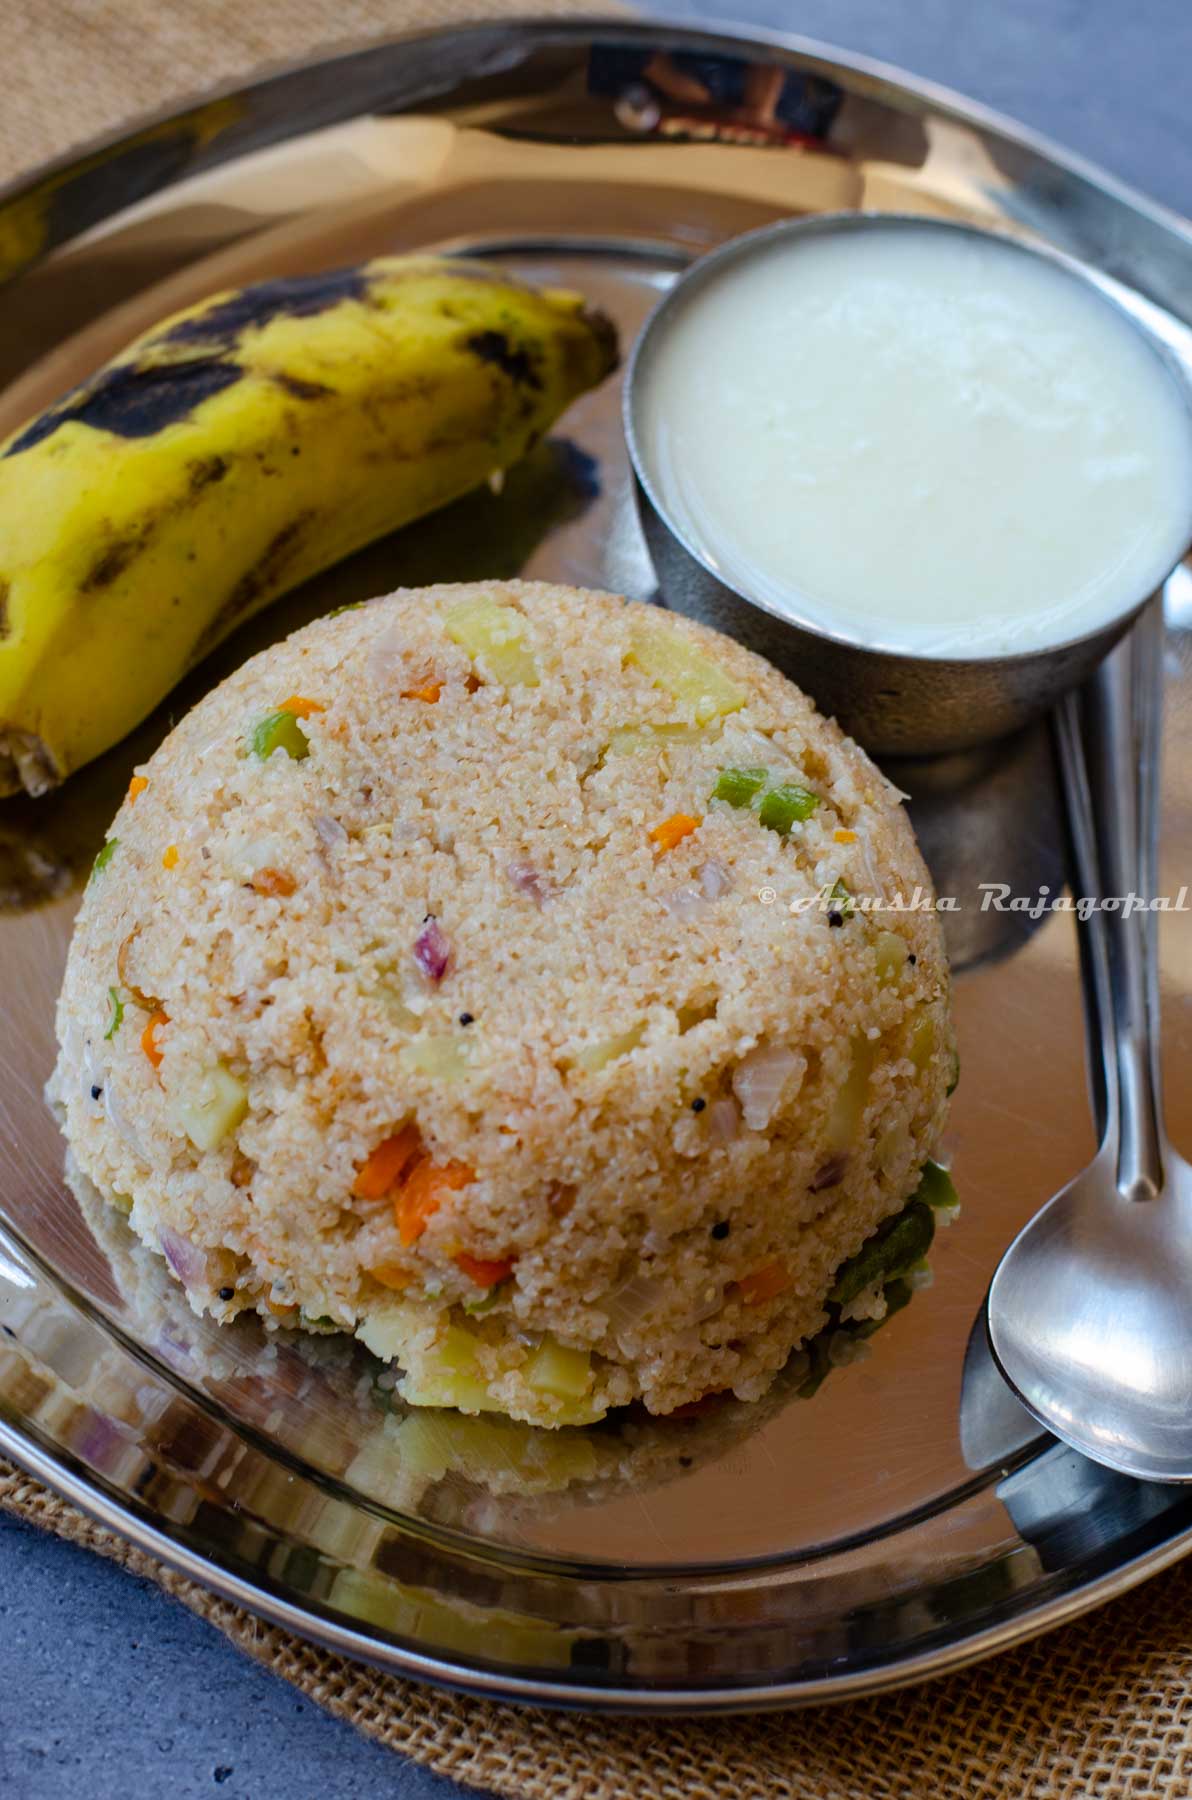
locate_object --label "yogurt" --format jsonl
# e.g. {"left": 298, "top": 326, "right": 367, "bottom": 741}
{"left": 634, "top": 220, "right": 1192, "bottom": 658}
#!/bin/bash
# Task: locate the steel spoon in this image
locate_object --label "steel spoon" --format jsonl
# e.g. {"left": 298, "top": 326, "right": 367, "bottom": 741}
{"left": 987, "top": 599, "right": 1192, "bottom": 1482}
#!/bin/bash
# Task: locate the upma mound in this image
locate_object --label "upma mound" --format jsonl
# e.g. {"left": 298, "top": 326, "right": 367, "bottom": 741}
{"left": 52, "top": 580, "right": 954, "bottom": 1427}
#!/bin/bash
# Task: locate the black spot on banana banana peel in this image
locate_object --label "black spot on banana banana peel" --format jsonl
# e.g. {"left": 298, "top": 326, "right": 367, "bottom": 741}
{"left": 0, "top": 582, "right": 9, "bottom": 639}
{"left": 155, "top": 269, "right": 370, "bottom": 351}
{"left": 565, "top": 307, "right": 619, "bottom": 384}
{"left": 466, "top": 330, "right": 544, "bottom": 391}
{"left": 187, "top": 455, "right": 229, "bottom": 492}
{"left": 192, "top": 511, "right": 315, "bottom": 660}
{"left": 82, "top": 528, "right": 151, "bottom": 593}
{"left": 272, "top": 374, "right": 336, "bottom": 402}
{"left": 5, "top": 359, "right": 243, "bottom": 455}
{"left": 82, "top": 457, "right": 229, "bottom": 591}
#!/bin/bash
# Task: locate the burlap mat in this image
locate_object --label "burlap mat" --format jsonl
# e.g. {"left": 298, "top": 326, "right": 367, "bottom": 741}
{"left": 4, "top": 5, "right": 1192, "bottom": 1795}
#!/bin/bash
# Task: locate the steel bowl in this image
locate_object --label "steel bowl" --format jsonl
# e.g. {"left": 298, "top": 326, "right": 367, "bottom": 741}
{"left": 625, "top": 211, "right": 1192, "bottom": 755}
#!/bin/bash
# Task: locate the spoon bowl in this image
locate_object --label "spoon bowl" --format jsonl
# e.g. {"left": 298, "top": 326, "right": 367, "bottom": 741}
{"left": 989, "top": 1146, "right": 1192, "bottom": 1483}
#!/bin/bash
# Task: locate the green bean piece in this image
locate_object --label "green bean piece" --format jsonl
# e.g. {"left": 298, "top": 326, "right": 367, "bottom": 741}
{"left": 103, "top": 986, "right": 124, "bottom": 1041}
{"left": 250, "top": 709, "right": 309, "bottom": 761}
{"left": 90, "top": 837, "right": 119, "bottom": 882}
{"left": 757, "top": 782, "right": 819, "bottom": 835}
{"left": 463, "top": 1288, "right": 504, "bottom": 1316}
{"left": 829, "top": 1198, "right": 935, "bottom": 1306}
{"left": 711, "top": 765, "right": 769, "bottom": 808}
{"left": 828, "top": 877, "right": 854, "bottom": 918}
{"left": 914, "top": 1158, "right": 959, "bottom": 1211}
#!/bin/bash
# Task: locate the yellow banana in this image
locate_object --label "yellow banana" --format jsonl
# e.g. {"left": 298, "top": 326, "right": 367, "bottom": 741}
{"left": 0, "top": 255, "right": 618, "bottom": 795}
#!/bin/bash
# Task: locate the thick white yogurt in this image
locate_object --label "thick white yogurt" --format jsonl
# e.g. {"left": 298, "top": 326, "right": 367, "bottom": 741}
{"left": 636, "top": 221, "right": 1192, "bottom": 658}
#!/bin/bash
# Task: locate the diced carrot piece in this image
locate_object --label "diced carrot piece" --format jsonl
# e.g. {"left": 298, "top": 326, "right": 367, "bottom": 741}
{"left": 162, "top": 844, "right": 179, "bottom": 870}
{"left": 352, "top": 1125, "right": 422, "bottom": 1200}
{"left": 648, "top": 813, "right": 702, "bottom": 855}
{"left": 371, "top": 1263, "right": 414, "bottom": 1292}
{"left": 455, "top": 1251, "right": 515, "bottom": 1288}
{"left": 648, "top": 813, "right": 705, "bottom": 853}
{"left": 734, "top": 1261, "right": 792, "bottom": 1305}
{"left": 403, "top": 680, "right": 442, "bottom": 704}
{"left": 250, "top": 866, "right": 296, "bottom": 897}
{"left": 398, "top": 1158, "right": 474, "bottom": 1246}
{"left": 127, "top": 775, "right": 148, "bottom": 805}
{"left": 141, "top": 1009, "right": 168, "bottom": 1069}
{"left": 834, "top": 828, "right": 857, "bottom": 844}
{"left": 280, "top": 695, "right": 325, "bottom": 719}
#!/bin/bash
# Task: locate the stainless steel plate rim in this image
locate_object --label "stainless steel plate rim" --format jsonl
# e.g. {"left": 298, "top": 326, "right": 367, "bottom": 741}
{"left": 4, "top": 13, "right": 1192, "bottom": 1715}
{"left": 4, "top": 12, "right": 1192, "bottom": 253}
{"left": 8, "top": 1411, "right": 1192, "bottom": 1714}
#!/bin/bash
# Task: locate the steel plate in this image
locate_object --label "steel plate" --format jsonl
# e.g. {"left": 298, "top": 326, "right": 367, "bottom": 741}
{"left": 3, "top": 16, "right": 1192, "bottom": 1711}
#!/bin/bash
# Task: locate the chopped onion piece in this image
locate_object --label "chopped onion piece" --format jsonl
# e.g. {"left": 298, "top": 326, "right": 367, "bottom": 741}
{"left": 732, "top": 1044, "right": 804, "bottom": 1131}
{"left": 313, "top": 813, "right": 348, "bottom": 852}
{"left": 708, "top": 1097, "right": 741, "bottom": 1142}
{"left": 854, "top": 831, "right": 888, "bottom": 906}
{"left": 602, "top": 1271, "right": 665, "bottom": 1338}
{"left": 104, "top": 1080, "right": 146, "bottom": 1160}
{"left": 366, "top": 626, "right": 405, "bottom": 688}
{"left": 413, "top": 917, "right": 451, "bottom": 983}
{"left": 692, "top": 1281, "right": 725, "bottom": 1323}
{"left": 662, "top": 858, "right": 732, "bottom": 918}
{"left": 507, "top": 861, "right": 555, "bottom": 906}
{"left": 698, "top": 858, "right": 732, "bottom": 900}
{"left": 662, "top": 883, "right": 705, "bottom": 921}
{"left": 160, "top": 1228, "right": 207, "bottom": 1288}
{"left": 810, "top": 1152, "right": 848, "bottom": 1193}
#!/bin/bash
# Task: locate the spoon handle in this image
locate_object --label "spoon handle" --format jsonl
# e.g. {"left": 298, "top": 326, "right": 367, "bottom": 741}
{"left": 1055, "top": 600, "right": 1166, "bottom": 1202}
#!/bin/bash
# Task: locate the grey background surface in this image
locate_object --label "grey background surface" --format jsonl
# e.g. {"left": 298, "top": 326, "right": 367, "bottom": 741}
{"left": 2, "top": 3, "right": 1190, "bottom": 1796}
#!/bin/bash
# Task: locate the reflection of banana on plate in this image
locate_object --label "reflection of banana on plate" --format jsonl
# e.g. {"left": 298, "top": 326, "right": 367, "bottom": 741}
{"left": 0, "top": 805, "right": 72, "bottom": 908}
{"left": 0, "top": 256, "right": 618, "bottom": 795}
